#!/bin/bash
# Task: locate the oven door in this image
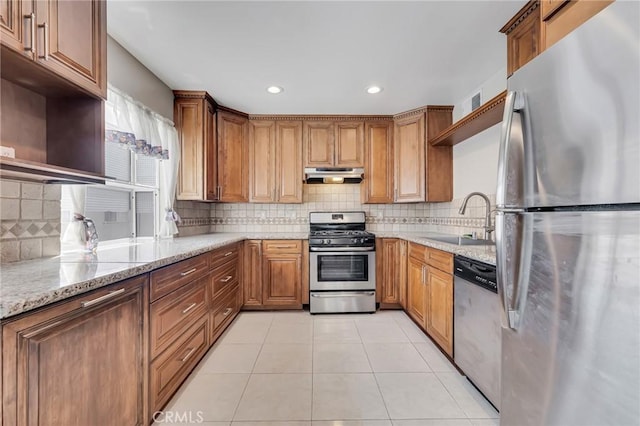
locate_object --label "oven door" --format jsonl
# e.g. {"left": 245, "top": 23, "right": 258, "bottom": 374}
{"left": 309, "top": 250, "right": 375, "bottom": 291}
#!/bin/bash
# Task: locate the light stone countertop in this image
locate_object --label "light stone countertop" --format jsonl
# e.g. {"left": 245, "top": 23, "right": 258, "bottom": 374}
{"left": 376, "top": 232, "right": 497, "bottom": 265}
{"left": 0, "top": 230, "right": 494, "bottom": 320}
{"left": 0, "top": 233, "right": 306, "bottom": 319}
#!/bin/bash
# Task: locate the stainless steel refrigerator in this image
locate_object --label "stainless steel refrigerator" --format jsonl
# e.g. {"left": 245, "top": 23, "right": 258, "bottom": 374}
{"left": 496, "top": 2, "right": 640, "bottom": 425}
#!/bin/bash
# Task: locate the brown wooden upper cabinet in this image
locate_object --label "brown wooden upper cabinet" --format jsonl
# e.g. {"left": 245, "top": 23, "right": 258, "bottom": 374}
{"left": 0, "top": 0, "right": 107, "bottom": 98}
{"left": 249, "top": 120, "right": 303, "bottom": 203}
{"left": 500, "top": 1, "right": 542, "bottom": 77}
{"left": 174, "top": 91, "right": 218, "bottom": 201}
{"left": 218, "top": 110, "right": 249, "bottom": 202}
{"left": 394, "top": 113, "right": 426, "bottom": 202}
{"left": 303, "top": 120, "right": 364, "bottom": 167}
{"left": 362, "top": 121, "right": 394, "bottom": 204}
{"left": 501, "top": 0, "right": 613, "bottom": 76}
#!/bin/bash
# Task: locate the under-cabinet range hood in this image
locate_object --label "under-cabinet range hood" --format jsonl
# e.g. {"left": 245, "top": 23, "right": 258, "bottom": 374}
{"left": 0, "top": 158, "right": 106, "bottom": 185}
{"left": 304, "top": 167, "right": 364, "bottom": 184}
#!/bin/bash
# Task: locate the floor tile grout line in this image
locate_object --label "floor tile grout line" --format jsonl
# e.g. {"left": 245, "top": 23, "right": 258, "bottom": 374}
{"left": 228, "top": 312, "right": 273, "bottom": 422}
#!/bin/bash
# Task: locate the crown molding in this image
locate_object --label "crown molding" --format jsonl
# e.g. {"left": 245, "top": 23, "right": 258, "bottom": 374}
{"left": 248, "top": 114, "right": 393, "bottom": 122}
{"left": 500, "top": 0, "right": 539, "bottom": 35}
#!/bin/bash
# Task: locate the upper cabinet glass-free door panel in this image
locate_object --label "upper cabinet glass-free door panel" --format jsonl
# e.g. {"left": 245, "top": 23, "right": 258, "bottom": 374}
{"left": 394, "top": 113, "right": 426, "bottom": 203}
{"left": 218, "top": 110, "right": 249, "bottom": 202}
{"left": 303, "top": 121, "right": 334, "bottom": 167}
{"left": 276, "top": 121, "right": 303, "bottom": 203}
{"left": 334, "top": 121, "right": 364, "bottom": 167}
{"left": 1, "top": 0, "right": 35, "bottom": 57}
{"left": 36, "top": 0, "right": 106, "bottom": 98}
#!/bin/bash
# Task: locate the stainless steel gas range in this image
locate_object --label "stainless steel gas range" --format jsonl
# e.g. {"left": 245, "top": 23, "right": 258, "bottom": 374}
{"left": 308, "top": 211, "right": 376, "bottom": 314}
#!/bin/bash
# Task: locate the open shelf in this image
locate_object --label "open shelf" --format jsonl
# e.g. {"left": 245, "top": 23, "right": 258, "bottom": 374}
{"left": 429, "top": 90, "right": 507, "bottom": 147}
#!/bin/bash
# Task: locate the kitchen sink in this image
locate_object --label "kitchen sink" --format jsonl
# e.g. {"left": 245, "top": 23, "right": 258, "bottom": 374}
{"left": 418, "top": 234, "right": 495, "bottom": 246}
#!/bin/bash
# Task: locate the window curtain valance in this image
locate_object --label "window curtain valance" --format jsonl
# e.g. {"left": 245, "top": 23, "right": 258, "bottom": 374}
{"left": 104, "top": 85, "right": 181, "bottom": 237}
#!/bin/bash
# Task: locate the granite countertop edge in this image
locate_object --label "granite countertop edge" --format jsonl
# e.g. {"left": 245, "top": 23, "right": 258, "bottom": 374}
{"left": 0, "top": 233, "right": 306, "bottom": 319}
{"left": 1, "top": 231, "right": 494, "bottom": 320}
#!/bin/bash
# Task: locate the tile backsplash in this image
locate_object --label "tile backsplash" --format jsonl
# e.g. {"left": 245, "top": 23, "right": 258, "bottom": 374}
{"left": 200, "top": 184, "right": 495, "bottom": 237}
{"left": 0, "top": 180, "right": 61, "bottom": 262}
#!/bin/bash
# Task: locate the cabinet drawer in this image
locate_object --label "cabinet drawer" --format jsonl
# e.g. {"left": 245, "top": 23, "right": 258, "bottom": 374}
{"left": 210, "top": 243, "right": 240, "bottom": 270}
{"left": 150, "top": 254, "right": 209, "bottom": 301}
{"left": 150, "top": 276, "right": 208, "bottom": 359}
{"left": 408, "top": 243, "right": 453, "bottom": 273}
{"left": 211, "top": 260, "right": 239, "bottom": 297}
{"left": 150, "top": 317, "right": 208, "bottom": 412}
{"left": 211, "top": 286, "right": 240, "bottom": 336}
{"left": 425, "top": 248, "right": 453, "bottom": 273}
{"left": 262, "top": 239, "right": 302, "bottom": 254}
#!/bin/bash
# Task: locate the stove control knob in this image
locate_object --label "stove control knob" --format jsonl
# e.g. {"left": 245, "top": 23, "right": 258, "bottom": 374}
{"left": 360, "top": 238, "right": 365, "bottom": 243}
{"left": 351, "top": 238, "right": 358, "bottom": 243}
{"left": 323, "top": 239, "right": 330, "bottom": 244}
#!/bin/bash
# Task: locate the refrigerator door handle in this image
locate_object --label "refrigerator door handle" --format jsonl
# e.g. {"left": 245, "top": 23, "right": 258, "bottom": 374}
{"left": 496, "top": 211, "right": 531, "bottom": 331}
{"left": 496, "top": 91, "right": 525, "bottom": 208}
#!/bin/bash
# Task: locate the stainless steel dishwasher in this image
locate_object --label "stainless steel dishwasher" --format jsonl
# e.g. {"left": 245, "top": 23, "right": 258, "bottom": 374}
{"left": 454, "top": 255, "right": 501, "bottom": 410}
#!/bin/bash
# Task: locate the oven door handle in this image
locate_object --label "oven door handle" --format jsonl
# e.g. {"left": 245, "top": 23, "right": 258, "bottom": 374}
{"left": 309, "top": 246, "right": 375, "bottom": 252}
{"left": 311, "top": 292, "right": 376, "bottom": 298}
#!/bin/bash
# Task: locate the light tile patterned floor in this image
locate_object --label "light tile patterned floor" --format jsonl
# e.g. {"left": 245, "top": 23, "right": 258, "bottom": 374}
{"left": 157, "top": 310, "right": 499, "bottom": 426}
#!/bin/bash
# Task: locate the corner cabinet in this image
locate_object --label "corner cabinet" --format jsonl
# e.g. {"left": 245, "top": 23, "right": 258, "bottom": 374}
{"left": 174, "top": 91, "right": 218, "bottom": 201}
{"left": 2, "top": 275, "right": 149, "bottom": 426}
{"left": 249, "top": 120, "right": 303, "bottom": 203}
{"left": 174, "top": 94, "right": 249, "bottom": 203}
{"left": 242, "top": 240, "right": 304, "bottom": 309}
{"left": 217, "top": 110, "right": 249, "bottom": 202}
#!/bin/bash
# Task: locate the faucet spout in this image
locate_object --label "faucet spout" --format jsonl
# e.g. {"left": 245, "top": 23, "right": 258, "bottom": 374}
{"left": 459, "top": 192, "right": 493, "bottom": 240}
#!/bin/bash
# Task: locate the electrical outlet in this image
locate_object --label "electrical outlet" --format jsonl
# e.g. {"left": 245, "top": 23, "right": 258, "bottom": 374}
{"left": 0, "top": 146, "right": 16, "bottom": 159}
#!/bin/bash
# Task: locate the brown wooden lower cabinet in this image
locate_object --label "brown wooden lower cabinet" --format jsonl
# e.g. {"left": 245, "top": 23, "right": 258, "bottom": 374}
{"left": 425, "top": 266, "right": 454, "bottom": 356}
{"left": 1, "top": 275, "right": 149, "bottom": 426}
{"left": 376, "top": 238, "right": 407, "bottom": 309}
{"left": 242, "top": 240, "right": 304, "bottom": 309}
{"left": 403, "top": 242, "right": 454, "bottom": 357}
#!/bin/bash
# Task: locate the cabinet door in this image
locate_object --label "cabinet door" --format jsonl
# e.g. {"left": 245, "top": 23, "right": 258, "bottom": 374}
{"left": 2, "top": 275, "right": 148, "bottom": 426}
{"left": 204, "top": 103, "right": 218, "bottom": 201}
{"left": 1, "top": 0, "right": 35, "bottom": 57}
{"left": 303, "top": 121, "right": 334, "bottom": 167}
{"left": 276, "top": 121, "right": 303, "bottom": 203}
{"left": 506, "top": 4, "right": 541, "bottom": 76}
{"left": 218, "top": 110, "right": 249, "bottom": 202}
{"left": 394, "top": 114, "right": 426, "bottom": 202}
{"left": 175, "top": 97, "right": 204, "bottom": 200}
{"left": 262, "top": 253, "right": 302, "bottom": 306}
{"left": 398, "top": 240, "right": 408, "bottom": 309}
{"left": 543, "top": 0, "right": 612, "bottom": 49}
{"left": 243, "top": 240, "right": 263, "bottom": 306}
{"left": 381, "top": 239, "right": 402, "bottom": 306}
{"left": 249, "top": 120, "right": 277, "bottom": 203}
{"left": 363, "top": 121, "right": 393, "bottom": 203}
{"left": 36, "top": 0, "right": 106, "bottom": 98}
{"left": 425, "top": 266, "right": 453, "bottom": 356}
{"left": 407, "top": 256, "right": 426, "bottom": 326}
{"left": 334, "top": 121, "right": 364, "bottom": 167}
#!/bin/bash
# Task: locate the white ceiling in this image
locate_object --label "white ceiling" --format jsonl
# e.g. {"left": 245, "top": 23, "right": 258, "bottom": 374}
{"left": 107, "top": 1, "right": 523, "bottom": 115}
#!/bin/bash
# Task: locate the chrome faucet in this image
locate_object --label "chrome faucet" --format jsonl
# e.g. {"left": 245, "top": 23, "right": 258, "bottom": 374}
{"left": 459, "top": 192, "right": 494, "bottom": 241}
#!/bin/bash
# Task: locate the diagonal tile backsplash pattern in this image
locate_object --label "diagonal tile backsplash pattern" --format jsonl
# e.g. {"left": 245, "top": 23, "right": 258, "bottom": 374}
{"left": 0, "top": 180, "right": 61, "bottom": 262}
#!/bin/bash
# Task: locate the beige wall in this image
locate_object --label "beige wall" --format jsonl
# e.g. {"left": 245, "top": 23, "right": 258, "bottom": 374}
{"left": 107, "top": 36, "right": 174, "bottom": 120}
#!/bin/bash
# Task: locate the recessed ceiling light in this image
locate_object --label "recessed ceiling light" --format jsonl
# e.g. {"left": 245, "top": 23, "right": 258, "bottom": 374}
{"left": 366, "top": 86, "right": 383, "bottom": 94}
{"left": 267, "top": 86, "right": 283, "bottom": 94}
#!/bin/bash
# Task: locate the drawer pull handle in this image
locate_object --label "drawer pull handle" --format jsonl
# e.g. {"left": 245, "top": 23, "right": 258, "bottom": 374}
{"left": 272, "top": 245, "right": 294, "bottom": 249}
{"left": 180, "top": 268, "right": 197, "bottom": 277}
{"left": 223, "top": 307, "right": 233, "bottom": 316}
{"left": 224, "top": 251, "right": 233, "bottom": 257}
{"left": 182, "top": 303, "right": 197, "bottom": 314}
{"left": 180, "top": 347, "right": 196, "bottom": 363}
{"left": 220, "top": 275, "right": 233, "bottom": 283}
{"left": 81, "top": 289, "right": 125, "bottom": 308}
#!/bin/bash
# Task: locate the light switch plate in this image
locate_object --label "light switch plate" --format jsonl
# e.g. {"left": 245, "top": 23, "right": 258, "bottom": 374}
{"left": 0, "top": 146, "right": 16, "bottom": 158}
